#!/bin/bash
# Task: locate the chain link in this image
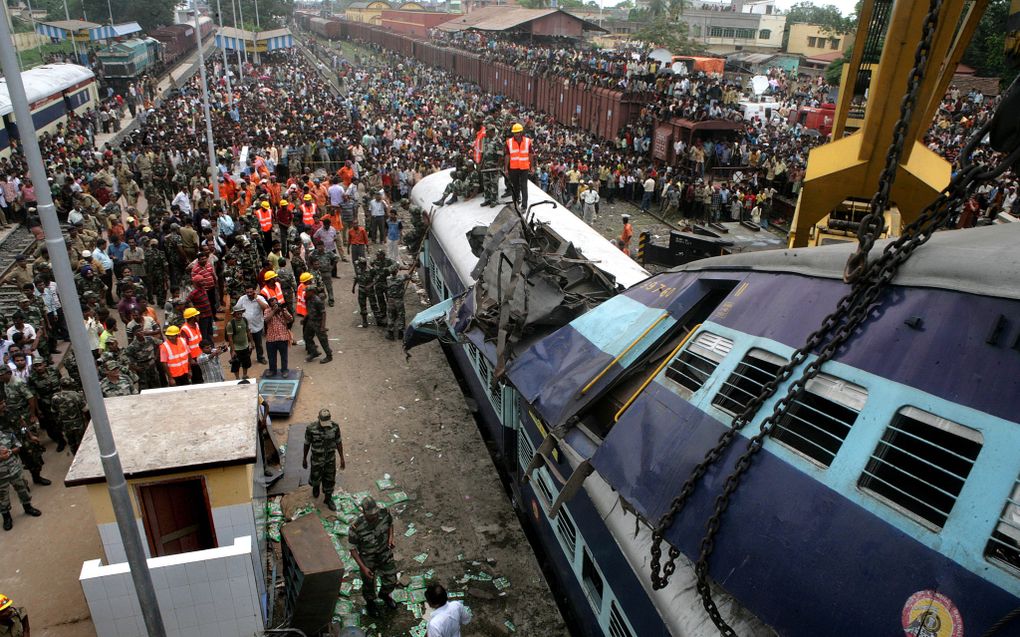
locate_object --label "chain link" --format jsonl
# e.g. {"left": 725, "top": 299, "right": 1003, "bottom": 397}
{"left": 844, "top": 0, "right": 944, "bottom": 284}
{"left": 647, "top": 0, "right": 1020, "bottom": 627}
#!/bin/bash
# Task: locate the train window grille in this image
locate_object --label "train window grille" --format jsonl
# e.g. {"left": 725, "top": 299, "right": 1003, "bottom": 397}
{"left": 664, "top": 332, "right": 733, "bottom": 397}
{"left": 984, "top": 477, "right": 1020, "bottom": 574}
{"left": 608, "top": 601, "right": 635, "bottom": 637}
{"left": 581, "top": 549, "right": 605, "bottom": 611}
{"left": 858, "top": 407, "right": 982, "bottom": 531}
{"left": 712, "top": 349, "right": 787, "bottom": 417}
{"left": 518, "top": 430, "right": 535, "bottom": 474}
{"left": 554, "top": 506, "right": 577, "bottom": 558}
{"left": 534, "top": 468, "right": 555, "bottom": 509}
{"left": 770, "top": 374, "right": 867, "bottom": 468}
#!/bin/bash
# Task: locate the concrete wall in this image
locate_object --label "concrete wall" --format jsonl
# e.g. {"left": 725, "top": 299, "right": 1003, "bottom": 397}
{"left": 786, "top": 23, "right": 853, "bottom": 56}
{"left": 80, "top": 536, "right": 265, "bottom": 637}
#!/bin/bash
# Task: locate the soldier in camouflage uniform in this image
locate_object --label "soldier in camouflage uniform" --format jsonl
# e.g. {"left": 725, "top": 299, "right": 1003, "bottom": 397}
{"left": 63, "top": 348, "right": 82, "bottom": 389}
{"left": 352, "top": 258, "right": 383, "bottom": 328}
{"left": 307, "top": 243, "right": 339, "bottom": 306}
{"left": 125, "top": 325, "right": 161, "bottom": 390}
{"left": 302, "top": 286, "right": 332, "bottom": 364}
{"left": 237, "top": 235, "right": 261, "bottom": 283}
{"left": 28, "top": 359, "right": 64, "bottom": 452}
{"left": 301, "top": 408, "right": 344, "bottom": 510}
{"left": 289, "top": 245, "right": 308, "bottom": 282}
{"left": 0, "top": 368, "right": 48, "bottom": 485}
{"left": 164, "top": 298, "right": 186, "bottom": 329}
{"left": 164, "top": 224, "right": 188, "bottom": 288}
{"left": 481, "top": 120, "right": 503, "bottom": 207}
{"left": 52, "top": 377, "right": 88, "bottom": 454}
{"left": 349, "top": 496, "right": 398, "bottom": 615}
{"left": 144, "top": 238, "right": 169, "bottom": 306}
{"left": 432, "top": 170, "right": 466, "bottom": 207}
{"left": 222, "top": 254, "right": 248, "bottom": 307}
{"left": 19, "top": 289, "right": 48, "bottom": 358}
{"left": 384, "top": 272, "right": 407, "bottom": 341}
{"left": 370, "top": 251, "right": 396, "bottom": 323}
{"left": 0, "top": 424, "right": 42, "bottom": 531}
{"left": 99, "top": 360, "right": 137, "bottom": 397}
{"left": 276, "top": 263, "right": 297, "bottom": 314}
{"left": 74, "top": 266, "right": 108, "bottom": 311}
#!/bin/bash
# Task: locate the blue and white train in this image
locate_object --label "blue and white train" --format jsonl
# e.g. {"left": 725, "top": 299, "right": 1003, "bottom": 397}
{"left": 408, "top": 169, "right": 1020, "bottom": 637}
{"left": 0, "top": 63, "right": 98, "bottom": 158}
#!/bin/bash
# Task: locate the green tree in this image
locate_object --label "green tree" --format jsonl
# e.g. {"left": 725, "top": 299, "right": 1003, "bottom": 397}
{"left": 781, "top": 1, "right": 855, "bottom": 49}
{"left": 633, "top": 15, "right": 703, "bottom": 54}
{"left": 82, "top": 0, "right": 175, "bottom": 30}
{"left": 824, "top": 51, "right": 850, "bottom": 85}
{"left": 960, "top": 0, "right": 1017, "bottom": 86}
{"left": 212, "top": 0, "right": 293, "bottom": 31}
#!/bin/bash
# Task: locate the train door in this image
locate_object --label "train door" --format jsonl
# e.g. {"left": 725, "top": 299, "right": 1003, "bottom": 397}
{"left": 3, "top": 114, "right": 17, "bottom": 147}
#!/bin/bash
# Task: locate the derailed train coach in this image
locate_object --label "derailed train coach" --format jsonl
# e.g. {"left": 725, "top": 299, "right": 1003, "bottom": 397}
{"left": 406, "top": 168, "right": 1020, "bottom": 637}
{"left": 0, "top": 64, "right": 99, "bottom": 159}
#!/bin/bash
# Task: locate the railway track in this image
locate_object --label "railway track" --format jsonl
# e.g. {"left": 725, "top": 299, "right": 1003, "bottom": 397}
{"left": 0, "top": 225, "right": 64, "bottom": 319}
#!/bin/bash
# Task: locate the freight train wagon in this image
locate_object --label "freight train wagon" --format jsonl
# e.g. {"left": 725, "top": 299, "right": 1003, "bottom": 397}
{"left": 149, "top": 16, "right": 215, "bottom": 70}
{"left": 0, "top": 64, "right": 98, "bottom": 158}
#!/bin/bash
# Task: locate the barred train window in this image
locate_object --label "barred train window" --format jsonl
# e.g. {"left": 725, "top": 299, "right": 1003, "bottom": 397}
{"left": 985, "top": 476, "right": 1020, "bottom": 574}
{"left": 771, "top": 374, "right": 867, "bottom": 468}
{"left": 859, "top": 407, "right": 982, "bottom": 530}
{"left": 664, "top": 332, "right": 733, "bottom": 398}
{"left": 712, "top": 349, "right": 787, "bottom": 417}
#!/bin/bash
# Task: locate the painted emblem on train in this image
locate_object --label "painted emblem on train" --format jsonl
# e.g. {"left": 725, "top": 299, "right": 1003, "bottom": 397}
{"left": 902, "top": 590, "right": 963, "bottom": 637}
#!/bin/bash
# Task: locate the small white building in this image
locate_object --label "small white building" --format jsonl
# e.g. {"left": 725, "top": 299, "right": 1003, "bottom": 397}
{"left": 65, "top": 382, "right": 269, "bottom": 637}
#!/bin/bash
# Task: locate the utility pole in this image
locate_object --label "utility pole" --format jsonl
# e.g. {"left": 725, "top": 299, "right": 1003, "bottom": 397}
{"left": 61, "top": 0, "right": 80, "bottom": 65}
{"left": 215, "top": 0, "right": 235, "bottom": 115}
{"left": 237, "top": 0, "right": 248, "bottom": 66}
{"left": 106, "top": 0, "right": 114, "bottom": 25}
{"left": 194, "top": 0, "right": 220, "bottom": 200}
{"left": 0, "top": 4, "right": 168, "bottom": 637}
{"left": 231, "top": 0, "right": 243, "bottom": 81}
{"left": 252, "top": 0, "right": 260, "bottom": 65}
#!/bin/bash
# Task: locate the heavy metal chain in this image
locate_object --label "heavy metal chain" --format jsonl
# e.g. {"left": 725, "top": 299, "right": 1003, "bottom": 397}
{"left": 648, "top": 0, "right": 1020, "bottom": 625}
{"left": 844, "top": 0, "right": 944, "bottom": 283}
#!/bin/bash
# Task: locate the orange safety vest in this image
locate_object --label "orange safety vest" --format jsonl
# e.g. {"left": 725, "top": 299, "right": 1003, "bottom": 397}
{"left": 180, "top": 322, "right": 203, "bottom": 358}
{"left": 160, "top": 338, "right": 191, "bottom": 377}
{"left": 260, "top": 282, "right": 284, "bottom": 304}
{"left": 255, "top": 206, "right": 273, "bottom": 232}
{"left": 506, "top": 137, "right": 532, "bottom": 170}
{"left": 473, "top": 127, "right": 486, "bottom": 164}
{"left": 301, "top": 202, "right": 317, "bottom": 226}
{"left": 296, "top": 282, "right": 308, "bottom": 316}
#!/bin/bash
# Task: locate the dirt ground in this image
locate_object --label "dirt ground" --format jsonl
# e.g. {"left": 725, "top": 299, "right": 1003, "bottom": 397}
{"left": 1, "top": 235, "right": 568, "bottom": 636}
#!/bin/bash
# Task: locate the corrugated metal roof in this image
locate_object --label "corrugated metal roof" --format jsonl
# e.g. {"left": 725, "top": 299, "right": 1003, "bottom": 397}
{"left": 37, "top": 19, "right": 98, "bottom": 31}
{"left": 257, "top": 27, "right": 292, "bottom": 40}
{"left": 438, "top": 6, "right": 565, "bottom": 31}
{"left": 0, "top": 63, "right": 95, "bottom": 117}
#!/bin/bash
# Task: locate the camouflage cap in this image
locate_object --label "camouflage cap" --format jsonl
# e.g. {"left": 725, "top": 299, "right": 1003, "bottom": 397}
{"left": 318, "top": 409, "right": 331, "bottom": 421}
{"left": 60, "top": 377, "right": 77, "bottom": 389}
{"left": 105, "top": 360, "right": 121, "bottom": 371}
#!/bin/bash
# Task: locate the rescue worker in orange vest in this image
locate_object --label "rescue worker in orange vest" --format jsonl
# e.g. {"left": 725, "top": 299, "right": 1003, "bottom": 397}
{"left": 160, "top": 325, "right": 192, "bottom": 386}
{"left": 300, "top": 194, "right": 318, "bottom": 234}
{"left": 256, "top": 200, "right": 274, "bottom": 254}
{"left": 260, "top": 270, "right": 285, "bottom": 305}
{"left": 295, "top": 271, "right": 314, "bottom": 317}
{"left": 181, "top": 308, "right": 205, "bottom": 384}
{"left": 504, "top": 122, "right": 534, "bottom": 211}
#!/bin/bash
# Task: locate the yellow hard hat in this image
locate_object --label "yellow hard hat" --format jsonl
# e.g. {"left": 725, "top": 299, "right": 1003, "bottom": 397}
{"left": 183, "top": 308, "right": 200, "bottom": 319}
{"left": 299, "top": 272, "right": 314, "bottom": 283}
{"left": 303, "top": 194, "right": 312, "bottom": 201}
{"left": 279, "top": 198, "right": 288, "bottom": 206}
{"left": 264, "top": 270, "right": 278, "bottom": 280}
{"left": 511, "top": 123, "right": 524, "bottom": 133}
{"left": 0, "top": 594, "right": 11, "bottom": 611}
{"left": 260, "top": 201, "right": 270, "bottom": 209}
{"left": 165, "top": 325, "right": 181, "bottom": 336}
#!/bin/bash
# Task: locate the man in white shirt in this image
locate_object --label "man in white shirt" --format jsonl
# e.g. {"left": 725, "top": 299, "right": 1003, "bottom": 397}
{"left": 425, "top": 583, "right": 471, "bottom": 637}
{"left": 234, "top": 287, "right": 269, "bottom": 364}
{"left": 171, "top": 187, "right": 192, "bottom": 216}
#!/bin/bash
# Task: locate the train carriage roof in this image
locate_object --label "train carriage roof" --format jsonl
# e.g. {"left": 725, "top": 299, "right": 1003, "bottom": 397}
{"left": 674, "top": 222, "right": 1020, "bottom": 300}
{"left": 0, "top": 64, "right": 95, "bottom": 117}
